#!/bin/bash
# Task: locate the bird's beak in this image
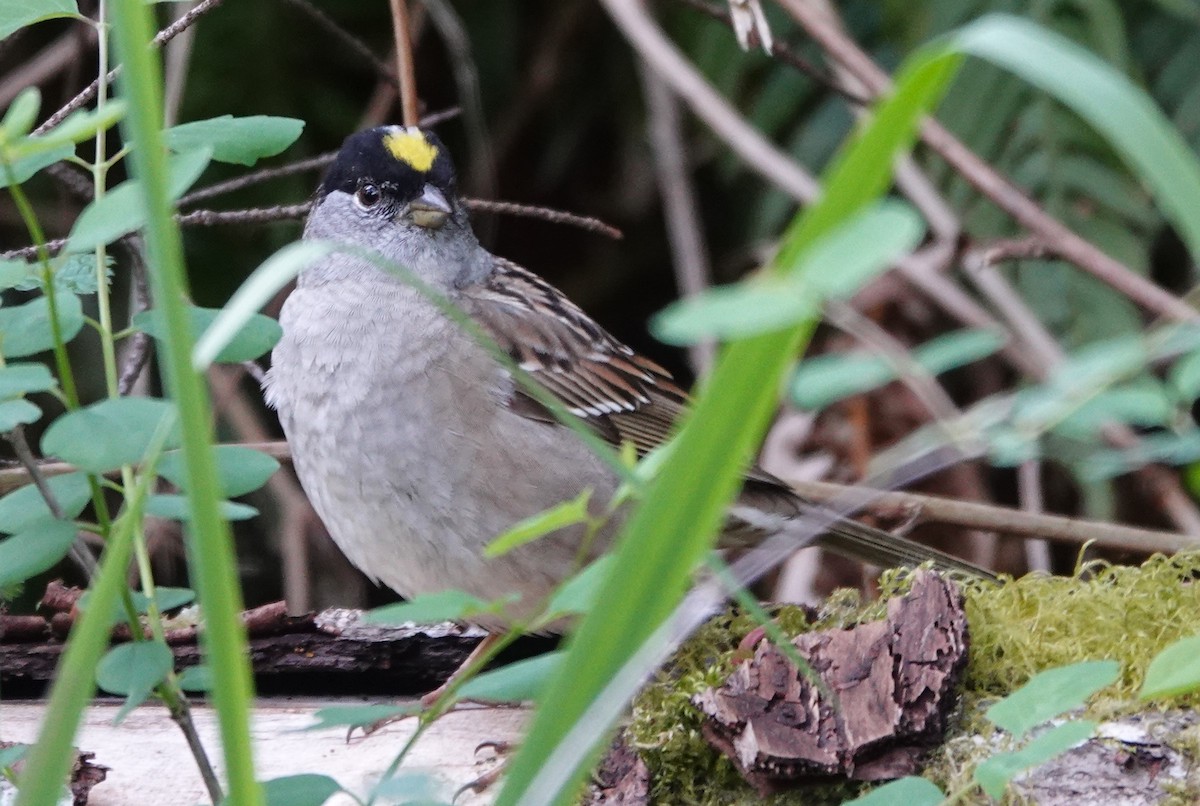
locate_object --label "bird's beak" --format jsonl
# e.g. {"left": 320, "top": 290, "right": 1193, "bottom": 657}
{"left": 408, "top": 183, "right": 452, "bottom": 230}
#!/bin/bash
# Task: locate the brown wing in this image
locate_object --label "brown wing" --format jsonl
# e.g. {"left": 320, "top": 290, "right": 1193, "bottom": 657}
{"left": 460, "top": 257, "right": 688, "bottom": 455}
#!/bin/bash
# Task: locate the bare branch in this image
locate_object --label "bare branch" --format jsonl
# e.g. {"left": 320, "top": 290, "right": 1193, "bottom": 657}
{"left": 34, "top": 0, "right": 225, "bottom": 135}
{"left": 389, "top": 0, "right": 420, "bottom": 126}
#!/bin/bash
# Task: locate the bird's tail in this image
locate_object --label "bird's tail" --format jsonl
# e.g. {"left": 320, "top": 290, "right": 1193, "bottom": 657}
{"left": 818, "top": 516, "right": 997, "bottom": 579}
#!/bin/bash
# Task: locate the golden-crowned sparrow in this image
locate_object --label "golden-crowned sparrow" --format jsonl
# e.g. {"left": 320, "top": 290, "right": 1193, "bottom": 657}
{"left": 265, "top": 126, "right": 985, "bottom": 643}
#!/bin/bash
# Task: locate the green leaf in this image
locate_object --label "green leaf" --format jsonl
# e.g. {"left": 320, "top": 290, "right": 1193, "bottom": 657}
{"left": 260, "top": 774, "right": 342, "bottom": 806}
{"left": 369, "top": 772, "right": 448, "bottom": 803}
{"left": 843, "top": 777, "right": 945, "bottom": 806}
{"left": 1055, "top": 383, "right": 1174, "bottom": 437}
{"left": 1169, "top": 349, "right": 1200, "bottom": 401}
{"left": 302, "top": 704, "right": 415, "bottom": 731}
{"left": 41, "top": 397, "right": 181, "bottom": 472}
{"left": 915, "top": 329, "right": 1007, "bottom": 374}
{"left": 652, "top": 201, "right": 924, "bottom": 344}
{"left": 0, "top": 742, "right": 29, "bottom": 770}
{"left": 1139, "top": 635, "right": 1200, "bottom": 700}
{"left": 130, "top": 586, "right": 196, "bottom": 614}
{"left": 457, "top": 652, "right": 563, "bottom": 704}
{"left": 363, "top": 590, "right": 495, "bottom": 625}
{"left": 178, "top": 663, "right": 213, "bottom": 692}
{"left": 145, "top": 493, "right": 258, "bottom": 521}
{"left": 0, "top": 259, "right": 32, "bottom": 289}
{"left": 15, "top": 254, "right": 114, "bottom": 294}
{"left": 792, "top": 328, "right": 1007, "bottom": 410}
{"left": 0, "top": 291, "right": 84, "bottom": 358}
{"left": 0, "top": 0, "right": 78, "bottom": 40}
{"left": 65, "top": 148, "right": 212, "bottom": 252}
{"left": 0, "top": 472, "right": 92, "bottom": 534}
{"left": 96, "top": 640, "right": 173, "bottom": 724}
{"left": 0, "top": 142, "right": 73, "bottom": 189}
{"left": 484, "top": 489, "right": 592, "bottom": 557}
{"left": 542, "top": 555, "right": 614, "bottom": 620}
{"left": 3, "top": 87, "right": 41, "bottom": 139}
{"left": 157, "top": 444, "right": 280, "bottom": 498}
{"left": 164, "top": 116, "right": 305, "bottom": 166}
{"left": 193, "top": 241, "right": 335, "bottom": 369}
{"left": 135, "top": 306, "right": 282, "bottom": 365}
{"left": 792, "top": 353, "right": 895, "bottom": 410}
{"left": 0, "top": 398, "right": 40, "bottom": 431}
{"left": 985, "top": 660, "right": 1119, "bottom": 737}
{"left": 974, "top": 720, "right": 1097, "bottom": 799}
{"left": 954, "top": 14, "right": 1200, "bottom": 265}
{"left": 0, "top": 362, "right": 57, "bottom": 399}
{"left": 0, "top": 520, "right": 78, "bottom": 588}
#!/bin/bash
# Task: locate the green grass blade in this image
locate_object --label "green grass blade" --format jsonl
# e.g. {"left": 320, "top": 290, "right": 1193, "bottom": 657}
{"left": 105, "top": 1, "right": 262, "bottom": 804}
{"left": 496, "top": 45, "right": 963, "bottom": 806}
{"left": 953, "top": 13, "right": 1200, "bottom": 263}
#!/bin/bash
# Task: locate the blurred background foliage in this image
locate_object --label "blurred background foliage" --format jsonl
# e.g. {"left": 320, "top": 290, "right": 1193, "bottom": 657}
{"left": 4, "top": 0, "right": 1200, "bottom": 610}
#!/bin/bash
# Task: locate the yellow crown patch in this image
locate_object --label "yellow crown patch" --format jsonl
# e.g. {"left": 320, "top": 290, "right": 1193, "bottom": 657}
{"left": 382, "top": 128, "right": 438, "bottom": 172}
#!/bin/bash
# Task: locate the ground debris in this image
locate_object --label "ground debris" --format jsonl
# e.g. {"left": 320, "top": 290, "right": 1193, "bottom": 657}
{"left": 692, "top": 571, "right": 967, "bottom": 796}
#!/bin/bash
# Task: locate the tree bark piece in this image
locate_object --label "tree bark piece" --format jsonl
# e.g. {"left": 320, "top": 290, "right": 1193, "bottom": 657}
{"left": 693, "top": 571, "right": 968, "bottom": 796}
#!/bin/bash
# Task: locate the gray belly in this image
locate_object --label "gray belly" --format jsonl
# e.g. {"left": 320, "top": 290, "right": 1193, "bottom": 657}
{"left": 266, "top": 284, "right": 618, "bottom": 625}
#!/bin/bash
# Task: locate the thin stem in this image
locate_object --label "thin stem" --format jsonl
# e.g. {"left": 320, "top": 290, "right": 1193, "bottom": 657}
{"left": 2, "top": 177, "right": 80, "bottom": 409}
{"left": 389, "top": 0, "right": 420, "bottom": 126}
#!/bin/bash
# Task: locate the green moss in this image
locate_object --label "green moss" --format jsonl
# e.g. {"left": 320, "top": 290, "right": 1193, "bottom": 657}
{"left": 627, "top": 553, "right": 1200, "bottom": 804}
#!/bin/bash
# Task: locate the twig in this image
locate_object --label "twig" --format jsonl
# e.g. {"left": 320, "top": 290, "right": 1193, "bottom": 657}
{"left": 775, "top": 0, "right": 1198, "bottom": 323}
{"left": 389, "top": 0, "right": 420, "bottom": 126}
{"left": 638, "top": 60, "right": 715, "bottom": 373}
{"left": 790, "top": 478, "right": 1199, "bottom": 556}
{"left": 464, "top": 199, "right": 623, "bottom": 239}
{"left": 0, "top": 194, "right": 619, "bottom": 260}
{"left": 598, "top": 0, "right": 819, "bottom": 202}
{"left": 175, "top": 204, "right": 311, "bottom": 226}
{"left": 1019, "top": 460, "right": 1053, "bottom": 572}
{"left": 34, "top": 0, "right": 225, "bottom": 135}
{"left": 117, "top": 237, "right": 154, "bottom": 397}
{"left": 4, "top": 426, "right": 97, "bottom": 579}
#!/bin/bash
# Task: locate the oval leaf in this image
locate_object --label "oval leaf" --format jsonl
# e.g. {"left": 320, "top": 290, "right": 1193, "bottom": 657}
{"left": 0, "top": 520, "right": 78, "bottom": 588}
{"left": 96, "top": 640, "right": 173, "bottom": 724}
{"left": 0, "top": 292, "right": 84, "bottom": 358}
{"left": 652, "top": 201, "right": 923, "bottom": 345}
{"left": 985, "top": 660, "right": 1119, "bottom": 737}
{"left": 0, "top": 398, "right": 41, "bottom": 432}
{"left": 974, "top": 719, "right": 1096, "bottom": 799}
{"left": 261, "top": 774, "right": 342, "bottom": 806}
{"left": 1139, "top": 635, "right": 1200, "bottom": 700}
{"left": 41, "top": 397, "right": 180, "bottom": 472}
{"left": 164, "top": 116, "right": 305, "bottom": 166}
{"left": 136, "top": 306, "right": 281, "bottom": 365}
{"left": 157, "top": 444, "right": 280, "bottom": 498}
{"left": 145, "top": 493, "right": 258, "bottom": 522}
{"left": 844, "top": 777, "right": 945, "bottom": 806}
{"left": 0, "top": 362, "right": 57, "bottom": 399}
{"left": 0, "top": 472, "right": 92, "bottom": 534}
{"left": 0, "top": 0, "right": 78, "bottom": 40}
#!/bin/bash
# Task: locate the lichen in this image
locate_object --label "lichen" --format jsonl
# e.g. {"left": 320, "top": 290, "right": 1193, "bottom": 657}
{"left": 624, "top": 553, "right": 1200, "bottom": 804}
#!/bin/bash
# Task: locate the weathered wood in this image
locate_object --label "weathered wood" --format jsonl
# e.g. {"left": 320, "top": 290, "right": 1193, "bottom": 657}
{"left": 587, "top": 732, "right": 652, "bottom": 805}
{"left": 2, "top": 606, "right": 486, "bottom": 696}
{"left": 693, "top": 571, "right": 968, "bottom": 795}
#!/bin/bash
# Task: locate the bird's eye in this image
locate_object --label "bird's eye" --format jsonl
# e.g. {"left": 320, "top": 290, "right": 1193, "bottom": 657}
{"left": 355, "top": 183, "right": 382, "bottom": 209}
